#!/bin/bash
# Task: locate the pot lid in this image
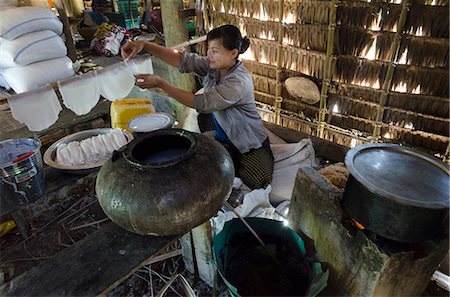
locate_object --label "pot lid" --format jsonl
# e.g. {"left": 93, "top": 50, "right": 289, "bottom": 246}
{"left": 127, "top": 113, "right": 174, "bottom": 132}
{"left": 345, "top": 143, "right": 449, "bottom": 209}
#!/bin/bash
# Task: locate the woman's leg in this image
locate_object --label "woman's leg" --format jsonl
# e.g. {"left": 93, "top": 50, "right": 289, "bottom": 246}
{"left": 217, "top": 138, "right": 274, "bottom": 190}
{"left": 236, "top": 138, "right": 274, "bottom": 190}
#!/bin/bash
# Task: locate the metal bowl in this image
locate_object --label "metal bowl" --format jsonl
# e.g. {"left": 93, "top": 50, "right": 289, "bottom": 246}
{"left": 43, "top": 128, "right": 134, "bottom": 174}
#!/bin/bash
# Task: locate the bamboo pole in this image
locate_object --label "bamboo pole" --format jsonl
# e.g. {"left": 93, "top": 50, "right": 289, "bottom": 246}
{"left": 274, "top": 0, "right": 285, "bottom": 125}
{"left": 203, "top": 0, "right": 210, "bottom": 32}
{"left": 372, "top": 0, "right": 411, "bottom": 140}
{"left": 317, "top": 0, "right": 338, "bottom": 138}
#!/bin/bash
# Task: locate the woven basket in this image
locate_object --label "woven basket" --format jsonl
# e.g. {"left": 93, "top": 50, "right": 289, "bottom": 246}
{"left": 285, "top": 77, "right": 320, "bottom": 105}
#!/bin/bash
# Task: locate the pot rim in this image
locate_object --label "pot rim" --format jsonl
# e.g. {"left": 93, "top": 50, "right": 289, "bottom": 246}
{"left": 345, "top": 143, "right": 450, "bottom": 209}
{"left": 123, "top": 128, "right": 198, "bottom": 169}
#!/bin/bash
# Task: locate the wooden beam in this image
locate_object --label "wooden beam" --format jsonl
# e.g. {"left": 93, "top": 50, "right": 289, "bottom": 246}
{"left": 0, "top": 223, "right": 177, "bottom": 296}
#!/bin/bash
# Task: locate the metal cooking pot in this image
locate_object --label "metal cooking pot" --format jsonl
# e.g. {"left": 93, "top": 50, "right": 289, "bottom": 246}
{"left": 95, "top": 128, "right": 235, "bottom": 236}
{"left": 343, "top": 143, "right": 449, "bottom": 243}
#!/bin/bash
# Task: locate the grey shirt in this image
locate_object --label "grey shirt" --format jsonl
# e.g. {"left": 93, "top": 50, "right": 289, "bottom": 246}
{"left": 179, "top": 52, "right": 267, "bottom": 153}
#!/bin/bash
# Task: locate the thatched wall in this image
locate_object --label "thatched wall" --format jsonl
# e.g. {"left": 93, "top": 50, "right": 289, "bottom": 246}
{"left": 205, "top": 0, "right": 449, "bottom": 159}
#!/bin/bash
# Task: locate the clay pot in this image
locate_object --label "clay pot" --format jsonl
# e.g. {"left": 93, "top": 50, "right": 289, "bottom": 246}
{"left": 96, "top": 129, "right": 234, "bottom": 236}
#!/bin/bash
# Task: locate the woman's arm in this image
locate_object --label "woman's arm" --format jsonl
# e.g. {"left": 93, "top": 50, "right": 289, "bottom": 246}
{"left": 121, "top": 41, "right": 182, "bottom": 68}
{"left": 135, "top": 74, "right": 195, "bottom": 108}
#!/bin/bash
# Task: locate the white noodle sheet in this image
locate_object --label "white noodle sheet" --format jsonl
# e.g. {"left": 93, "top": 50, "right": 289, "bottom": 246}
{"left": 58, "top": 71, "right": 101, "bottom": 116}
{"left": 8, "top": 85, "right": 62, "bottom": 131}
{"left": 96, "top": 63, "right": 135, "bottom": 101}
{"left": 126, "top": 56, "right": 154, "bottom": 75}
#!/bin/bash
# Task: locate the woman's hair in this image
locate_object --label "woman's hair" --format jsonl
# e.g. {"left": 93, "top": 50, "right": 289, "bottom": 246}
{"left": 207, "top": 24, "right": 250, "bottom": 55}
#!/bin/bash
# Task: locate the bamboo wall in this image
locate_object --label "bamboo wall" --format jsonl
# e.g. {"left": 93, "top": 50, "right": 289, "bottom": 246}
{"left": 205, "top": 0, "right": 449, "bottom": 159}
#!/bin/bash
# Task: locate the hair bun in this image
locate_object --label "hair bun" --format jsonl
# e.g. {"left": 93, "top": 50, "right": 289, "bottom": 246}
{"left": 239, "top": 36, "right": 250, "bottom": 54}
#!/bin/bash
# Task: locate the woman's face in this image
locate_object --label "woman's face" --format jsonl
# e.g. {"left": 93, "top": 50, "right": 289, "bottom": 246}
{"left": 207, "top": 39, "right": 238, "bottom": 70}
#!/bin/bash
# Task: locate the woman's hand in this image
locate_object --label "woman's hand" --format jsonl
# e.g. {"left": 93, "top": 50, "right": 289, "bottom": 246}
{"left": 121, "top": 40, "right": 144, "bottom": 61}
{"left": 135, "top": 74, "right": 163, "bottom": 89}
{"left": 135, "top": 74, "right": 195, "bottom": 108}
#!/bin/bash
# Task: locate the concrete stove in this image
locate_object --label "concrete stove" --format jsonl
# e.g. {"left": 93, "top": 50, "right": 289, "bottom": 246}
{"left": 288, "top": 167, "right": 448, "bottom": 296}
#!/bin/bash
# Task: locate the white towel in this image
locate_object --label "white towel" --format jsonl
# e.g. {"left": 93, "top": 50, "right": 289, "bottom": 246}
{"left": 58, "top": 71, "right": 101, "bottom": 115}
{"left": 7, "top": 85, "right": 62, "bottom": 131}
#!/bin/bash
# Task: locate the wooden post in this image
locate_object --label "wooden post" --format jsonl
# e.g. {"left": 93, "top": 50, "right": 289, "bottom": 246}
{"left": 317, "top": 0, "right": 338, "bottom": 139}
{"left": 160, "top": 0, "right": 196, "bottom": 93}
{"left": 58, "top": 8, "right": 77, "bottom": 62}
{"left": 372, "top": 0, "right": 411, "bottom": 140}
{"left": 274, "top": 0, "right": 285, "bottom": 125}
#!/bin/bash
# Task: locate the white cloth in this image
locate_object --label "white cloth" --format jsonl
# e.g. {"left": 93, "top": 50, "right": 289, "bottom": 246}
{"left": 0, "top": 7, "right": 62, "bottom": 40}
{"left": 211, "top": 184, "right": 274, "bottom": 234}
{"left": 0, "top": 30, "right": 67, "bottom": 67}
{"left": 97, "top": 63, "right": 135, "bottom": 101}
{"left": 7, "top": 85, "right": 62, "bottom": 131}
{"left": 58, "top": 71, "right": 101, "bottom": 115}
{"left": 1, "top": 56, "right": 74, "bottom": 93}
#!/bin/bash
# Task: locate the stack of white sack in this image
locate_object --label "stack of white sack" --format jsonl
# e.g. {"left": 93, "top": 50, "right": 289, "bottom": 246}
{"left": 0, "top": 6, "right": 75, "bottom": 93}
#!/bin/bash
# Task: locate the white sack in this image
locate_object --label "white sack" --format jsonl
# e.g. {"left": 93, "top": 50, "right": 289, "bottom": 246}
{"left": 1, "top": 56, "right": 74, "bottom": 93}
{"left": 0, "top": 30, "right": 67, "bottom": 67}
{"left": 0, "top": 71, "right": 10, "bottom": 89}
{"left": 269, "top": 138, "right": 316, "bottom": 204}
{"left": 7, "top": 85, "right": 62, "bottom": 131}
{"left": 0, "top": 7, "right": 63, "bottom": 40}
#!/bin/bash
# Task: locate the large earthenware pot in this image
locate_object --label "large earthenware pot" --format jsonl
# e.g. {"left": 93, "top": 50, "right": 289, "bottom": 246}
{"left": 96, "top": 129, "right": 234, "bottom": 236}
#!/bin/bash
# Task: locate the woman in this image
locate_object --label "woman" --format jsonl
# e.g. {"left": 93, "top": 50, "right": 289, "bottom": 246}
{"left": 121, "top": 24, "right": 274, "bottom": 190}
